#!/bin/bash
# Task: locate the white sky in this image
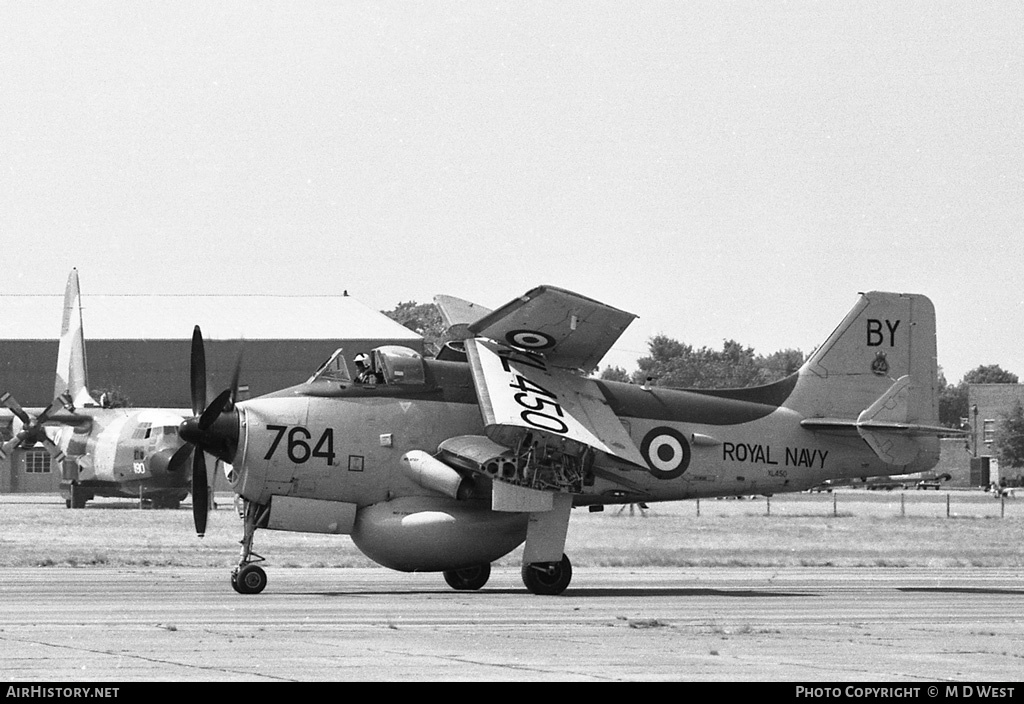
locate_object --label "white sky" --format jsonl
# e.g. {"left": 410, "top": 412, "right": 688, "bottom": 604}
{"left": 1, "top": 1, "right": 1021, "bottom": 383}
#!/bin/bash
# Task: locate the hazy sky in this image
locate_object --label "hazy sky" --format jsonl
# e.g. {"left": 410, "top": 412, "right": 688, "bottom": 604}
{"left": 2, "top": 1, "right": 1021, "bottom": 383}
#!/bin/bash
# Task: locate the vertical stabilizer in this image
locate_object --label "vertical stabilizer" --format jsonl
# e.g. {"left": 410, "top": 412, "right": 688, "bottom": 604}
{"left": 788, "top": 291, "right": 939, "bottom": 425}
{"left": 54, "top": 269, "right": 98, "bottom": 408}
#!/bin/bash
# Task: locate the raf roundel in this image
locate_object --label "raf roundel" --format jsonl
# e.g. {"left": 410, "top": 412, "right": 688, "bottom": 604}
{"left": 640, "top": 427, "right": 691, "bottom": 480}
{"left": 506, "top": 329, "right": 556, "bottom": 351}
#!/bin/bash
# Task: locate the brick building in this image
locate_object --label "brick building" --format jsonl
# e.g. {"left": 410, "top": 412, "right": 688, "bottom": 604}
{"left": 966, "top": 384, "right": 1024, "bottom": 486}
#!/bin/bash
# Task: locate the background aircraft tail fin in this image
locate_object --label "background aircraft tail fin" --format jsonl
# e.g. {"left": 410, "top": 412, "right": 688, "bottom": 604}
{"left": 788, "top": 291, "right": 939, "bottom": 426}
{"left": 54, "top": 268, "right": 98, "bottom": 408}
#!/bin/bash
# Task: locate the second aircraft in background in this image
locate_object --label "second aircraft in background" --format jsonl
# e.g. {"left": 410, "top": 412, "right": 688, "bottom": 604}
{"left": 0, "top": 269, "right": 194, "bottom": 509}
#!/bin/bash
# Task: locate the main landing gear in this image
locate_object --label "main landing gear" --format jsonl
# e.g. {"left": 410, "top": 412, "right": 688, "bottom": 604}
{"left": 231, "top": 499, "right": 270, "bottom": 595}
{"left": 442, "top": 555, "right": 572, "bottom": 594}
{"left": 522, "top": 554, "right": 572, "bottom": 595}
{"left": 443, "top": 563, "right": 491, "bottom": 590}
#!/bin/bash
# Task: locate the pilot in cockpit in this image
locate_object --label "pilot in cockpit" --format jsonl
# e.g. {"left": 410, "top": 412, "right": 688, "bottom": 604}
{"left": 354, "top": 353, "right": 382, "bottom": 384}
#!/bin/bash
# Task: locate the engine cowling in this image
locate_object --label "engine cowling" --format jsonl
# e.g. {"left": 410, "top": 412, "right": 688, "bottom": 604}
{"left": 350, "top": 496, "right": 527, "bottom": 572}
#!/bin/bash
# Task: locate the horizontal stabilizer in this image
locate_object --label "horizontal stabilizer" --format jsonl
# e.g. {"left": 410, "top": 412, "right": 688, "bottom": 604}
{"left": 858, "top": 429, "right": 920, "bottom": 466}
{"left": 801, "top": 375, "right": 965, "bottom": 466}
{"left": 858, "top": 375, "right": 911, "bottom": 425}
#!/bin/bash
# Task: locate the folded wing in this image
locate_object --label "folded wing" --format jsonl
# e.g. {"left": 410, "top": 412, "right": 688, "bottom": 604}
{"left": 466, "top": 285, "right": 637, "bottom": 374}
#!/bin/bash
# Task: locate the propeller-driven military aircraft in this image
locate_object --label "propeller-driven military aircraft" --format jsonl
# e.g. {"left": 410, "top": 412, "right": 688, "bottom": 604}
{"left": 180, "top": 286, "right": 958, "bottom": 595}
{"left": 0, "top": 269, "right": 194, "bottom": 508}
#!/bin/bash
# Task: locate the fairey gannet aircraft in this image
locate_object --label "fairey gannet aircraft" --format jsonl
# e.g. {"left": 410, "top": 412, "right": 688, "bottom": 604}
{"left": 179, "top": 286, "right": 957, "bottom": 595}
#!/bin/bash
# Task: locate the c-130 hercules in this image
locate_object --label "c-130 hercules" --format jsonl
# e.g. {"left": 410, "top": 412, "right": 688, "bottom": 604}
{"left": 180, "top": 286, "right": 957, "bottom": 595}
{"left": 1, "top": 269, "right": 192, "bottom": 508}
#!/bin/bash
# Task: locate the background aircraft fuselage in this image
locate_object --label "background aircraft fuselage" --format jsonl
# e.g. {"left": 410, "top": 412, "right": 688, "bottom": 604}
{"left": 47, "top": 406, "right": 191, "bottom": 506}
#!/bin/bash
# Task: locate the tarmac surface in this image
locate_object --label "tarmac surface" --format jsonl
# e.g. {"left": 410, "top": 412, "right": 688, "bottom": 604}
{"left": 1, "top": 565, "right": 1022, "bottom": 681}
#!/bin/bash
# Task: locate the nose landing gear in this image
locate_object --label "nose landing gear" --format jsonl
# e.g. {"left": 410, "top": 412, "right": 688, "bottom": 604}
{"left": 231, "top": 499, "right": 270, "bottom": 594}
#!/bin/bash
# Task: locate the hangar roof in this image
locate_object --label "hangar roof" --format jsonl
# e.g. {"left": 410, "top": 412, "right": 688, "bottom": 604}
{"left": 0, "top": 293, "right": 422, "bottom": 342}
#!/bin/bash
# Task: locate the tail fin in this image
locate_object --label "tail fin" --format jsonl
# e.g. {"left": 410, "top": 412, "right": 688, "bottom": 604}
{"left": 54, "top": 269, "right": 98, "bottom": 409}
{"left": 787, "top": 291, "right": 939, "bottom": 425}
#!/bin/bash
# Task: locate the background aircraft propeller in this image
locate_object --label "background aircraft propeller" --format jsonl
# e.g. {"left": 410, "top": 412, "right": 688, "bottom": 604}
{"left": 180, "top": 325, "right": 241, "bottom": 538}
{"left": 0, "top": 392, "right": 74, "bottom": 462}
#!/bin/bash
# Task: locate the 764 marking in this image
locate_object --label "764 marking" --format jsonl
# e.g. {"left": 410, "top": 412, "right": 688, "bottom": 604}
{"left": 264, "top": 425, "right": 336, "bottom": 465}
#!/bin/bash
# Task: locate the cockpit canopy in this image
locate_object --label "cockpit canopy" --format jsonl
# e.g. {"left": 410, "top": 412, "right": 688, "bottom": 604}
{"left": 307, "top": 345, "right": 425, "bottom": 387}
{"left": 373, "top": 345, "right": 425, "bottom": 385}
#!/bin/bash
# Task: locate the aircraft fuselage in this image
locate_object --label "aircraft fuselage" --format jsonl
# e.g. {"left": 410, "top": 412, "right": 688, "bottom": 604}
{"left": 223, "top": 360, "right": 936, "bottom": 509}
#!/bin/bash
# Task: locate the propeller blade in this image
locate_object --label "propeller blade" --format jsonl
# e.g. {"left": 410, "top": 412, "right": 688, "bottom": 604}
{"left": 37, "top": 395, "right": 67, "bottom": 423}
{"left": 199, "top": 389, "right": 232, "bottom": 431}
{"left": 39, "top": 436, "right": 66, "bottom": 463}
{"left": 0, "top": 439, "right": 16, "bottom": 460}
{"left": 1, "top": 392, "right": 32, "bottom": 425}
{"left": 226, "top": 349, "right": 243, "bottom": 411}
{"left": 166, "top": 443, "right": 195, "bottom": 474}
{"left": 190, "top": 326, "right": 207, "bottom": 417}
{"left": 192, "top": 445, "right": 208, "bottom": 538}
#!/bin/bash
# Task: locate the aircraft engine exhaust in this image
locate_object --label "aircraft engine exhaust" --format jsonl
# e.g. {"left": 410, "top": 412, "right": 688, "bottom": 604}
{"left": 401, "top": 450, "right": 475, "bottom": 501}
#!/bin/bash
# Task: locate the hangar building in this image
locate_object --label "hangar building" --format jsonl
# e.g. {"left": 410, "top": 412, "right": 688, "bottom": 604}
{"left": 0, "top": 292, "right": 423, "bottom": 493}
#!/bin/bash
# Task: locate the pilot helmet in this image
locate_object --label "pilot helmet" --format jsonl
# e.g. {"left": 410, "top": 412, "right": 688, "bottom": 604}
{"left": 354, "top": 353, "right": 369, "bottom": 366}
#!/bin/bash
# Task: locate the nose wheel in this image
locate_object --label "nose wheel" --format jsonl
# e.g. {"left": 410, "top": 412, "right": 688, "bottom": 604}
{"left": 232, "top": 563, "right": 267, "bottom": 594}
{"left": 232, "top": 498, "right": 270, "bottom": 594}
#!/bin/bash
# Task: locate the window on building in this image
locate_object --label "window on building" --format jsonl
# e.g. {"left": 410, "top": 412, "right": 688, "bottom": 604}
{"left": 25, "top": 450, "right": 52, "bottom": 474}
{"left": 983, "top": 419, "right": 997, "bottom": 444}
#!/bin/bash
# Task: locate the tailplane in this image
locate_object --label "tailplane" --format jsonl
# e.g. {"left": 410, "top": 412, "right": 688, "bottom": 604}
{"left": 54, "top": 269, "right": 98, "bottom": 409}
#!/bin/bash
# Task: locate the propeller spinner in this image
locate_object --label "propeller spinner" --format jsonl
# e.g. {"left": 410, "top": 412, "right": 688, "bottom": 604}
{"left": 179, "top": 325, "right": 241, "bottom": 537}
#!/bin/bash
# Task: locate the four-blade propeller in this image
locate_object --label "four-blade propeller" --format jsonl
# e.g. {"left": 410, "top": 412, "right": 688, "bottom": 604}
{"left": 180, "top": 325, "right": 242, "bottom": 538}
{"left": 0, "top": 392, "right": 74, "bottom": 462}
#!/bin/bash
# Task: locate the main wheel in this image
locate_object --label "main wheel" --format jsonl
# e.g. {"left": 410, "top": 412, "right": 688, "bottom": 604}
{"left": 443, "top": 564, "right": 491, "bottom": 591}
{"left": 68, "top": 485, "right": 88, "bottom": 509}
{"left": 232, "top": 564, "right": 267, "bottom": 594}
{"left": 522, "top": 554, "right": 572, "bottom": 595}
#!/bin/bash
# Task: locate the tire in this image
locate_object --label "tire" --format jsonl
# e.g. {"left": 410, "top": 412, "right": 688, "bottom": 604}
{"left": 443, "top": 564, "right": 491, "bottom": 591}
{"left": 68, "top": 485, "right": 88, "bottom": 509}
{"left": 522, "top": 554, "right": 572, "bottom": 595}
{"left": 233, "top": 564, "right": 267, "bottom": 595}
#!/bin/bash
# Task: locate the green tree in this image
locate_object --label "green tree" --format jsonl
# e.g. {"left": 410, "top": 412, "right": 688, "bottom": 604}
{"left": 964, "top": 364, "right": 1019, "bottom": 385}
{"left": 599, "top": 365, "right": 631, "bottom": 383}
{"left": 381, "top": 301, "right": 446, "bottom": 356}
{"left": 632, "top": 336, "right": 803, "bottom": 390}
{"left": 755, "top": 348, "right": 806, "bottom": 384}
{"left": 993, "top": 401, "right": 1024, "bottom": 469}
